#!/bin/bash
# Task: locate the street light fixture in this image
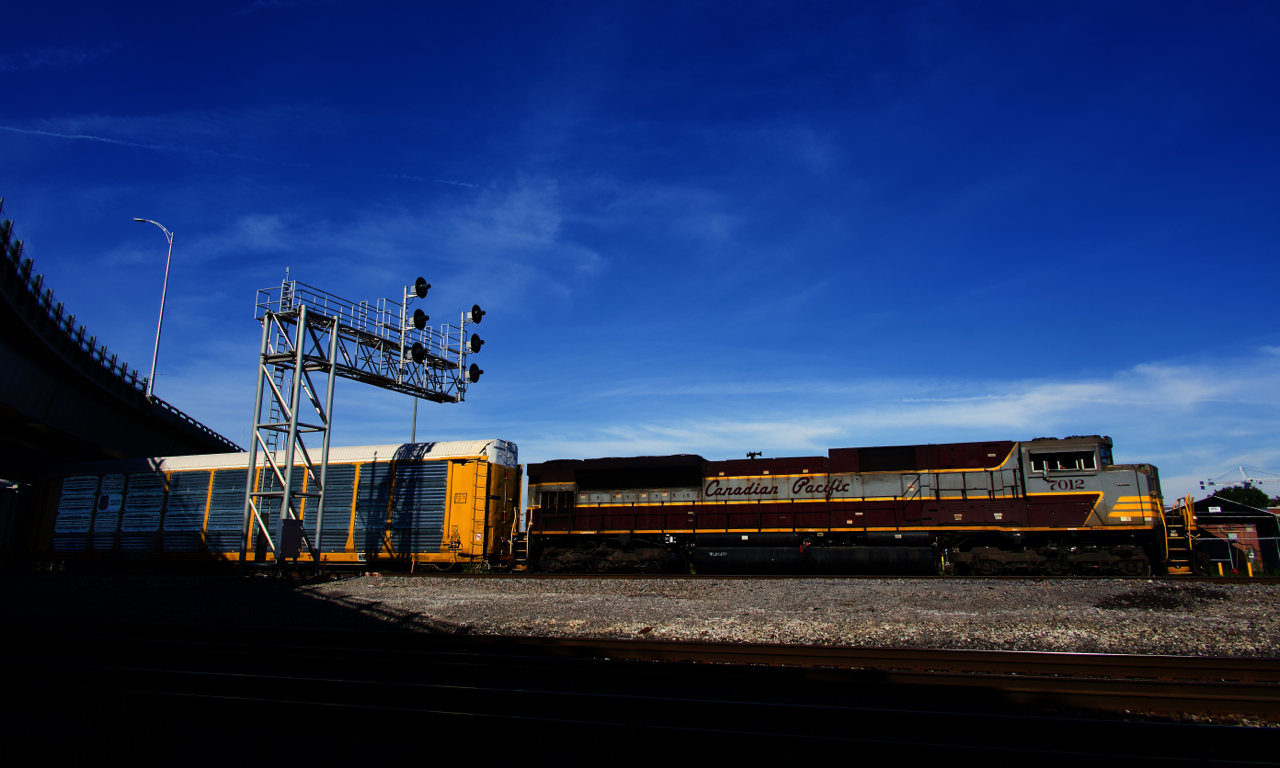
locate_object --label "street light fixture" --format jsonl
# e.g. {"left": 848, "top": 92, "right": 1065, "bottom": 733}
{"left": 133, "top": 217, "right": 174, "bottom": 400}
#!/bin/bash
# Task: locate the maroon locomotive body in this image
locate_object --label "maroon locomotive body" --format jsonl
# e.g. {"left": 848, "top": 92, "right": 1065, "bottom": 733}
{"left": 525, "top": 435, "right": 1169, "bottom": 575}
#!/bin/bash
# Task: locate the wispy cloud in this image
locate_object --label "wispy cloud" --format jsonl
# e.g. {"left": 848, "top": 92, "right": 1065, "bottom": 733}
{"left": 383, "top": 174, "right": 481, "bottom": 189}
{"left": 0, "top": 45, "right": 116, "bottom": 72}
{"left": 170, "top": 178, "right": 605, "bottom": 289}
{"left": 235, "top": 0, "right": 343, "bottom": 17}
{"left": 586, "top": 178, "right": 740, "bottom": 247}
{"left": 507, "top": 351, "right": 1280, "bottom": 501}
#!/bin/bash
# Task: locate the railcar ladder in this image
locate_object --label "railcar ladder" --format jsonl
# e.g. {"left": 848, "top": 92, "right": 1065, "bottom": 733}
{"left": 472, "top": 462, "right": 489, "bottom": 568}
{"left": 1163, "top": 495, "right": 1196, "bottom": 575}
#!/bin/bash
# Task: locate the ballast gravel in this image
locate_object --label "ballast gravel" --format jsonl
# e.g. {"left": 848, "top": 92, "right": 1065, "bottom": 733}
{"left": 305, "top": 576, "right": 1280, "bottom": 656}
{"left": 9, "top": 573, "right": 1275, "bottom": 657}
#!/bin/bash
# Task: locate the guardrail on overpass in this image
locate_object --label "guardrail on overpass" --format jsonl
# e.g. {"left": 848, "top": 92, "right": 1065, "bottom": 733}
{"left": 0, "top": 212, "right": 243, "bottom": 482}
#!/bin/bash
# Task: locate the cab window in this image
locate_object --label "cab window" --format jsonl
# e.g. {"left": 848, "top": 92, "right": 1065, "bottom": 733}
{"left": 1030, "top": 451, "right": 1096, "bottom": 472}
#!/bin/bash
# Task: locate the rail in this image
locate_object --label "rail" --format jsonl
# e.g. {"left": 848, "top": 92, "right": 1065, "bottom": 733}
{"left": 13, "top": 621, "right": 1280, "bottom": 720}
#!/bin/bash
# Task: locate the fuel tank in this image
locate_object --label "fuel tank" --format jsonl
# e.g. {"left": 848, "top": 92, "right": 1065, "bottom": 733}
{"left": 692, "top": 545, "right": 935, "bottom": 575}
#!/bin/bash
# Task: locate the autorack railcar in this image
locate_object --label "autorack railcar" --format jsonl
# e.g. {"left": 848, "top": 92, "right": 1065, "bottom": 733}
{"left": 525, "top": 435, "right": 1175, "bottom": 575}
{"left": 34, "top": 440, "right": 521, "bottom": 568}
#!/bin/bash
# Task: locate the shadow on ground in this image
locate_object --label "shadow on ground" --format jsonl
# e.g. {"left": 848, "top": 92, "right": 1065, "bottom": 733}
{"left": 1, "top": 571, "right": 466, "bottom": 634}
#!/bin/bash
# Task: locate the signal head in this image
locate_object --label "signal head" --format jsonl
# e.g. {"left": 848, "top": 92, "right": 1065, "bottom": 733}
{"left": 413, "top": 308, "right": 429, "bottom": 330}
{"left": 411, "top": 342, "right": 426, "bottom": 364}
{"left": 469, "top": 333, "right": 484, "bottom": 353}
{"left": 468, "top": 363, "right": 483, "bottom": 383}
{"left": 470, "top": 304, "right": 485, "bottom": 324}
{"left": 414, "top": 277, "right": 431, "bottom": 299}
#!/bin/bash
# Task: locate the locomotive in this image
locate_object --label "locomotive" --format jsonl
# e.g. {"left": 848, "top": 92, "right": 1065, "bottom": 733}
{"left": 525, "top": 435, "right": 1178, "bottom": 576}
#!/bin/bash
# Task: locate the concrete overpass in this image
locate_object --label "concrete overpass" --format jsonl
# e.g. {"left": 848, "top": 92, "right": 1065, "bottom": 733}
{"left": 0, "top": 214, "right": 242, "bottom": 483}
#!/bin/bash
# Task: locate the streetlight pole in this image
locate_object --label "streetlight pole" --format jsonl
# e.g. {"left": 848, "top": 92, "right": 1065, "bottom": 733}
{"left": 134, "top": 218, "right": 174, "bottom": 400}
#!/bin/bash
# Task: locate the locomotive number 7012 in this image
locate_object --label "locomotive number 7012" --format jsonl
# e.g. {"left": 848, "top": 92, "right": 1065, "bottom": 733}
{"left": 1048, "top": 479, "right": 1086, "bottom": 491}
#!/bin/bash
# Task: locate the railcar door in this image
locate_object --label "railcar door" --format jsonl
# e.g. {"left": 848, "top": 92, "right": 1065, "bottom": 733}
{"left": 901, "top": 473, "right": 923, "bottom": 524}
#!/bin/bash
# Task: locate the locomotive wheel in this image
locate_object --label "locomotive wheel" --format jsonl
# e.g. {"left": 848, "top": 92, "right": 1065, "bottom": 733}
{"left": 1045, "top": 560, "right": 1065, "bottom": 576}
{"left": 977, "top": 560, "right": 996, "bottom": 575}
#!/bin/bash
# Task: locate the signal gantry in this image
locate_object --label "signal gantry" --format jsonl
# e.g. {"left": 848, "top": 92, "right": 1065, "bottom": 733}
{"left": 239, "top": 273, "right": 487, "bottom": 574}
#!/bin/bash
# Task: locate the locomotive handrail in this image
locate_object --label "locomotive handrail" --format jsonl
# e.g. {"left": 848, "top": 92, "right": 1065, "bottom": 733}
{"left": 1181, "top": 494, "right": 1196, "bottom": 532}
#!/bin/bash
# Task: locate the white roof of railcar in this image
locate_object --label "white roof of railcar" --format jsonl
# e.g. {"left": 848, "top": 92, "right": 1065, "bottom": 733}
{"left": 47, "top": 439, "right": 518, "bottom": 476}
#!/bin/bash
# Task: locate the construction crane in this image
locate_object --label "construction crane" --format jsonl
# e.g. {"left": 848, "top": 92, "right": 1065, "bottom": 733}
{"left": 1199, "top": 467, "right": 1280, "bottom": 491}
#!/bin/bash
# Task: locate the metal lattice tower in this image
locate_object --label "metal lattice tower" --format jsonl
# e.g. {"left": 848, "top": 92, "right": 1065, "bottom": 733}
{"left": 239, "top": 276, "right": 485, "bottom": 574}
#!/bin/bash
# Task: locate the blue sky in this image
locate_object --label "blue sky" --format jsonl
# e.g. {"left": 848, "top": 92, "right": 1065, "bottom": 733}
{"left": 3, "top": 1, "right": 1278, "bottom": 500}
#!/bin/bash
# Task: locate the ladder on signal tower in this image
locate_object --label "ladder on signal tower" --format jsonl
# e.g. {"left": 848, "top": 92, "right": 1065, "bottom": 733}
{"left": 263, "top": 276, "right": 295, "bottom": 451}
{"left": 265, "top": 365, "right": 287, "bottom": 451}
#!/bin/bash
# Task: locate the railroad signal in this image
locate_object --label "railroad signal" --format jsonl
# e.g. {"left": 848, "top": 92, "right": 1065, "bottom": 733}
{"left": 243, "top": 270, "right": 492, "bottom": 576}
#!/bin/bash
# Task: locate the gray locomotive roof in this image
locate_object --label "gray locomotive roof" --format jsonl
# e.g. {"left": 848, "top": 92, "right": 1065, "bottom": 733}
{"left": 46, "top": 439, "right": 518, "bottom": 476}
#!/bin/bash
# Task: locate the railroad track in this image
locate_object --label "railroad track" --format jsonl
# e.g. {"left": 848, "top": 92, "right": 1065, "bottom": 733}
{"left": 376, "top": 571, "right": 1280, "bottom": 584}
{"left": 5, "top": 622, "right": 1278, "bottom": 764}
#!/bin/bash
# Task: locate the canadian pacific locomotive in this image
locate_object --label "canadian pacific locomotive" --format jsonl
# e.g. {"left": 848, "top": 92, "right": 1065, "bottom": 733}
{"left": 526, "top": 435, "right": 1178, "bottom": 576}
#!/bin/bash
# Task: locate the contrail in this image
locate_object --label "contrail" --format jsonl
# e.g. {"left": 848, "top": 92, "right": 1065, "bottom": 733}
{"left": 0, "top": 124, "right": 171, "bottom": 151}
{"left": 383, "top": 173, "right": 480, "bottom": 188}
{"left": 0, "top": 124, "right": 308, "bottom": 166}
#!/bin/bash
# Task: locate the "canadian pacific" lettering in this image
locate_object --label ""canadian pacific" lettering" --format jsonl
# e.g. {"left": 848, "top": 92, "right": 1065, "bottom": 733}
{"left": 701, "top": 477, "right": 855, "bottom": 498}
{"left": 792, "top": 478, "right": 851, "bottom": 495}
{"left": 704, "top": 479, "right": 778, "bottom": 497}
